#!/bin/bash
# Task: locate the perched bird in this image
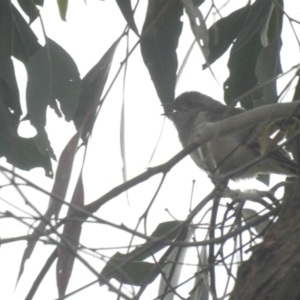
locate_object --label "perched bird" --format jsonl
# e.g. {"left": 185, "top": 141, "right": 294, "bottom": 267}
{"left": 167, "top": 91, "right": 298, "bottom": 180}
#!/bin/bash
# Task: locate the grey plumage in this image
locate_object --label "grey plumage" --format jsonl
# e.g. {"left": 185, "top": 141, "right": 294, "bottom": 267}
{"left": 169, "top": 91, "right": 298, "bottom": 180}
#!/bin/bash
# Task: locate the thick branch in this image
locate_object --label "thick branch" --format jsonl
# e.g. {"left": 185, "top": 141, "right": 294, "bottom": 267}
{"left": 2, "top": 101, "right": 299, "bottom": 242}
{"left": 230, "top": 184, "right": 300, "bottom": 300}
{"left": 87, "top": 100, "right": 300, "bottom": 214}
{"left": 192, "top": 100, "right": 300, "bottom": 145}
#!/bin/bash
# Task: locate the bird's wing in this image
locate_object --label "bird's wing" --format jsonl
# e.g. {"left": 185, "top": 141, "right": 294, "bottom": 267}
{"left": 245, "top": 132, "right": 298, "bottom": 175}
{"left": 268, "top": 146, "right": 298, "bottom": 174}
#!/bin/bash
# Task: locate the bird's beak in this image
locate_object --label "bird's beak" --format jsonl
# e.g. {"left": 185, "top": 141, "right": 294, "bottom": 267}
{"left": 161, "top": 103, "right": 175, "bottom": 117}
{"left": 161, "top": 103, "right": 185, "bottom": 117}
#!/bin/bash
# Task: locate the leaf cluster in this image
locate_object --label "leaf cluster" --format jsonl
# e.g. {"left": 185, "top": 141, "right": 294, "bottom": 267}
{"left": 1, "top": 0, "right": 300, "bottom": 299}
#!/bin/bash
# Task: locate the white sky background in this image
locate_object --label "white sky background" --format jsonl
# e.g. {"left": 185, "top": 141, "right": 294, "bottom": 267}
{"left": 1, "top": 0, "right": 300, "bottom": 299}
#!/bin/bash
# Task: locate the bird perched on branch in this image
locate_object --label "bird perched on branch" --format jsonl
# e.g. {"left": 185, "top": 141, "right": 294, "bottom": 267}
{"left": 167, "top": 91, "right": 298, "bottom": 180}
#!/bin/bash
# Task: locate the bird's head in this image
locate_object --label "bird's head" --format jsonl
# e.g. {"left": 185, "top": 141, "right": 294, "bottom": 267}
{"left": 163, "top": 92, "right": 214, "bottom": 130}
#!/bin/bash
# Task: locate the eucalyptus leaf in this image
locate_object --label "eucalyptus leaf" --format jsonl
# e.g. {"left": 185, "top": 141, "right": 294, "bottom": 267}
{"left": 12, "top": 5, "right": 41, "bottom": 65}
{"left": 256, "top": 174, "right": 270, "bottom": 186}
{"left": 123, "top": 221, "right": 183, "bottom": 262}
{"left": 203, "top": 5, "right": 249, "bottom": 69}
{"left": 0, "top": 2, "right": 21, "bottom": 118}
{"left": 57, "top": 175, "right": 84, "bottom": 297}
{"left": 73, "top": 37, "right": 122, "bottom": 139}
{"left": 0, "top": 0, "right": 16, "bottom": 87}
{"left": 100, "top": 221, "right": 183, "bottom": 285}
{"left": 234, "top": 0, "right": 273, "bottom": 51}
{"left": 26, "top": 38, "right": 81, "bottom": 155}
{"left": 0, "top": 100, "right": 52, "bottom": 177}
{"left": 242, "top": 208, "right": 272, "bottom": 235}
{"left": 57, "top": 0, "right": 68, "bottom": 21}
{"left": 224, "top": 32, "right": 262, "bottom": 109}
{"left": 254, "top": 2, "right": 284, "bottom": 107}
{"left": 101, "top": 253, "right": 156, "bottom": 286}
{"left": 115, "top": 0, "right": 139, "bottom": 35}
{"left": 159, "top": 227, "right": 193, "bottom": 300}
{"left": 223, "top": 0, "right": 280, "bottom": 109}
{"left": 292, "top": 76, "right": 300, "bottom": 102}
{"left": 255, "top": 37, "right": 282, "bottom": 106}
{"left": 141, "top": 0, "right": 183, "bottom": 106}
{"left": 16, "top": 0, "right": 44, "bottom": 23}
{"left": 190, "top": 246, "right": 209, "bottom": 300}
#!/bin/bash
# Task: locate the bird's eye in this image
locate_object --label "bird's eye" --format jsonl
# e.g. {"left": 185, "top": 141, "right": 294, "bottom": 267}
{"left": 186, "top": 99, "right": 193, "bottom": 106}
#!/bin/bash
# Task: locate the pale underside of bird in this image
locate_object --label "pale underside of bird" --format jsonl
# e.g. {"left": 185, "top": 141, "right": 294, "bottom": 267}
{"left": 168, "top": 91, "right": 298, "bottom": 181}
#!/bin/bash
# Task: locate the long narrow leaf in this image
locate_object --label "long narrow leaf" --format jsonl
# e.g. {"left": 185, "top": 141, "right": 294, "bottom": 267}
{"left": 203, "top": 5, "right": 249, "bottom": 68}
{"left": 57, "top": 174, "right": 84, "bottom": 297}
{"left": 17, "top": 130, "right": 82, "bottom": 284}
{"left": 115, "top": 0, "right": 139, "bottom": 35}
{"left": 57, "top": 0, "right": 68, "bottom": 21}
{"left": 141, "top": 0, "right": 183, "bottom": 106}
{"left": 158, "top": 228, "right": 193, "bottom": 300}
{"left": 100, "top": 221, "right": 183, "bottom": 284}
{"left": 73, "top": 36, "right": 122, "bottom": 139}
{"left": 234, "top": 0, "right": 273, "bottom": 51}
{"left": 48, "top": 129, "right": 82, "bottom": 218}
{"left": 26, "top": 38, "right": 81, "bottom": 156}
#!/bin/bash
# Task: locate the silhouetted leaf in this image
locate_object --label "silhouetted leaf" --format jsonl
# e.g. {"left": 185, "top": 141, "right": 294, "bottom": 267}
{"left": 223, "top": 0, "right": 283, "bottom": 109}
{"left": 0, "top": 1, "right": 19, "bottom": 95}
{"left": 100, "top": 221, "right": 182, "bottom": 285}
{"left": 286, "top": 81, "right": 300, "bottom": 164}
{"left": 255, "top": 36, "right": 282, "bottom": 105}
{"left": 141, "top": 0, "right": 183, "bottom": 106}
{"left": 256, "top": 174, "right": 270, "bottom": 186}
{"left": 17, "top": 129, "right": 81, "bottom": 285}
{"left": 190, "top": 246, "right": 209, "bottom": 300}
{"left": 27, "top": 38, "right": 81, "bottom": 124}
{"left": 181, "top": 1, "right": 209, "bottom": 61}
{"left": 261, "top": 0, "right": 283, "bottom": 43}
{"left": 57, "top": 175, "right": 84, "bottom": 297}
{"left": 203, "top": 5, "right": 249, "bottom": 69}
{"left": 224, "top": 32, "right": 262, "bottom": 109}
{"left": 115, "top": 0, "right": 138, "bottom": 35}
{"left": 159, "top": 227, "right": 193, "bottom": 298}
{"left": 17, "top": 0, "right": 43, "bottom": 23}
{"left": 0, "top": 95, "right": 52, "bottom": 176}
{"left": 151, "top": 220, "right": 182, "bottom": 238}
{"left": 49, "top": 130, "right": 82, "bottom": 218}
{"left": 130, "top": 220, "right": 183, "bottom": 261}
{"left": 0, "top": 0, "right": 13, "bottom": 82}
{"left": 101, "top": 252, "right": 156, "bottom": 286}
{"left": 254, "top": 2, "right": 283, "bottom": 106}
{"left": 73, "top": 36, "right": 122, "bottom": 139}
{"left": 11, "top": 5, "right": 41, "bottom": 65}
{"left": 292, "top": 75, "right": 300, "bottom": 102}
{"left": 0, "top": 75, "right": 21, "bottom": 119}
{"left": 0, "top": 3, "right": 46, "bottom": 174}
{"left": 193, "top": 0, "right": 205, "bottom": 6}
{"left": 57, "top": 0, "right": 68, "bottom": 21}
{"left": 115, "top": 261, "right": 155, "bottom": 286}
{"left": 234, "top": 0, "right": 273, "bottom": 51}
{"left": 224, "top": 0, "right": 282, "bottom": 109}
{"left": 27, "top": 38, "right": 81, "bottom": 155}
{"left": 0, "top": 135, "right": 53, "bottom": 177}
{"left": 104, "top": 252, "right": 156, "bottom": 286}
{"left": 242, "top": 208, "right": 272, "bottom": 235}
{"left": 224, "top": 0, "right": 279, "bottom": 109}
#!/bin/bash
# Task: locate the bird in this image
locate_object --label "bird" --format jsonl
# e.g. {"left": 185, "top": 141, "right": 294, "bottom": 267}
{"left": 167, "top": 91, "right": 298, "bottom": 181}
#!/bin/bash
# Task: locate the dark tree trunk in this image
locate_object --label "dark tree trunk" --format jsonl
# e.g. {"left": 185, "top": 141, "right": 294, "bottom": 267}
{"left": 230, "top": 183, "right": 300, "bottom": 300}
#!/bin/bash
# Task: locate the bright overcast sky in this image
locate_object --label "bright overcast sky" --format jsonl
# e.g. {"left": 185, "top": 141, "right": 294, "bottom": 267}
{"left": 1, "top": 1, "right": 300, "bottom": 299}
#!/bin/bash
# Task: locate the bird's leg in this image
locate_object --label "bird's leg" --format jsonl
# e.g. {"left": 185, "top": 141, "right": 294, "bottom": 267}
{"left": 197, "top": 143, "right": 228, "bottom": 190}
{"left": 197, "top": 142, "right": 217, "bottom": 174}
